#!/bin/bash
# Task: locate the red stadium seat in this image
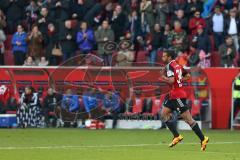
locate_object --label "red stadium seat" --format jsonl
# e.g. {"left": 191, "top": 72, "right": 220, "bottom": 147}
{"left": 4, "top": 50, "right": 14, "bottom": 65}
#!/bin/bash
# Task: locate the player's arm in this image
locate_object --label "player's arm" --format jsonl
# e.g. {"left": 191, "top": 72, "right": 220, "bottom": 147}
{"left": 159, "top": 69, "right": 175, "bottom": 84}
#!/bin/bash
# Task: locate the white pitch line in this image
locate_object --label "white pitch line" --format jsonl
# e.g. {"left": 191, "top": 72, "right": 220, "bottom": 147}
{"left": 0, "top": 141, "right": 239, "bottom": 151}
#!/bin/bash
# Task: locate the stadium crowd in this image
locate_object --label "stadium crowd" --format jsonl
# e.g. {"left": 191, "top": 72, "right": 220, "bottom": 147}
{"left": 0, "top": 0, "right": 239, "bottom": 67}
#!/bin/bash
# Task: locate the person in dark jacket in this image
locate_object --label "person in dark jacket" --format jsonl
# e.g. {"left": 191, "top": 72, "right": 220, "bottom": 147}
{"left": 149, "top": 23, "right": 163, "bottom": 66}
{"left": 128, "top": 10, "right": 143, "bottom": 43}
{"left": 59, "top": 20, "right": 77, "bottom": 62}
{"left": 76, "top": 21, "right": 95, "bottom": 55}
{"left": 84, "top": 2, "right": 104, "bottom": 27}
{"left": 69, "top": 0, "right": 87, "bottom": 21}
{"left": 219, "top": 35, "right": 236, "bottom": 67}
{"left": 193, "top": 25, "right": 211, "bottom": 56}
{"left": 37, "top": 7, "right": 53, "bottom": 37}
{"left": 110, "top": 5, "right": 127, "bottom": 42}
{"left": 186, "top": 0, "right": 203, "bottom": 16}
{"left": 11, "top": 25, "right": 28, "bottom": 65}
{"left": 171, "top": 9, "right": 188, "bottom": 30}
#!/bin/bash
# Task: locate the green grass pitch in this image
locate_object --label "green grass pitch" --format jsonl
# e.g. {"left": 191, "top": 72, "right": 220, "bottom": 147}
{"left": 0, "top": 129, "right": 239, "bottom": 160}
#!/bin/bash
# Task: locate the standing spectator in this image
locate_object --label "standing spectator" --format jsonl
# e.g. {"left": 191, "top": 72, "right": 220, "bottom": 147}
{"left": 186, "top": 0, "right": 203, "bottom": 16}
{"left": 171, "top": 9, "right": 188, "bottom": 30}
{"left": 168, "top": 21, "right": 188, "bottom": 54}
{"left": 26, "top": 25, "right": 44, "bottom": 63}
{"left": 70, "top": 0, "right": 87, "bottom": 21}
{"left": 219, "top": 36, "right": 236, "bottom": 67}
{"left": 149, "top": 23, "right": 163, "bottom": 65}
{"left": 110, "top": 5, "right": 127, "bottom": 42}
{"left": 211, "top": 6, "right": 225, "bottom": 50}
{"left": 76, "top": 21, "right": 95, "bottom": 55}
{"left": 23, "top": 56, "right": 36, "bottom": 66}
{"left": 11, "top": 25, "right": 28, "bottom": 65}
{"left": 45, "top": 23, "right": 60, "bottom": 66}
{"left": 0, "top": 9, "right": 6, "bottom": 29}
{"left": 95, "top": 20, "right": 115, "bottom": 66}
{"left": 155, "top": 0, "right": 169, "bottom": 30}
{"left": 128, "top": 10, "right": 142, "bottom": 42}
{"left": 59, "top": 20, "right": 77, "bottom": 62}
{"left": 0, "top": 28, "right": 6, "bottom": 65}
{"left": 84, "top": 2, "right": 104, "bottom": 27}
{"left": 194, "top": 25, "right": 211, "bottom": 56}
{"left": 225, "top": 8, "right": 240, "bottom": 51}
{"left": 37, "top": 7, "right": 53, "bottom": 37}
{"left": 162, "top": 24, "right": 171, "bottom": 49}
{"left": 25, "top": 0, "right": 39, "bottom": 30}
{"left": 140, "top": 0, "right": 155, "bottom": 33}
{"left": 17, "top": 86, "right": 42, "bottom": 128}
{"left": 5, "top": 0, "right": 24, "bottom": 34}
{"left": 189, "top": 10, "right": 206, "bottom": 35}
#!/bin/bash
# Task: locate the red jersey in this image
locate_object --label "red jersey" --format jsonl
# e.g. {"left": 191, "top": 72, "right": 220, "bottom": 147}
{"left": 165, "top": 60, "right": 187, "bottom": 99}
{"left": 0, "top": 85, "right": 11, "bottom": 106}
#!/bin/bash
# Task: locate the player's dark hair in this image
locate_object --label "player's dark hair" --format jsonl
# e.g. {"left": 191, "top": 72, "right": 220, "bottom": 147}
{"left": 164, "top": 49, "right": 176, "bottom": 59}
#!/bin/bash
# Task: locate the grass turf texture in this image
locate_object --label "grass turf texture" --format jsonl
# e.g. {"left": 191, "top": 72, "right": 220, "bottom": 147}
{"left": 0, "top": 129, "right": 239, "bottom": 160}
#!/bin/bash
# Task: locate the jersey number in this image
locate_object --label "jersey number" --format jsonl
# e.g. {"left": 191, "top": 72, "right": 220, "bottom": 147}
{"left": 176, "top": 68, "right": 183, "bottom": 87}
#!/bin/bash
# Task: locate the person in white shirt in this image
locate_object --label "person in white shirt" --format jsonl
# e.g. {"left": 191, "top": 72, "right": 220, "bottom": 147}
{"left": 212, "top": 6, "right": 224, "bottom": 50}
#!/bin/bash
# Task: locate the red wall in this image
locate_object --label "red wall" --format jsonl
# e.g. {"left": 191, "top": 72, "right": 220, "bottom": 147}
{"left": 0, "top": 67, "right": 238, "bottom": 129}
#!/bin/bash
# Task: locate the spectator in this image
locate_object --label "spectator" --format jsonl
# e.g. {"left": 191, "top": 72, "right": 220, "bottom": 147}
{"left": 0, "top": 9, "right": 6, "bottom": 29}
{"left": 23, "top": 56, "right": 36, "bottom": 66}
{"left": 116, "top": 40, "right": 135, "bottom": 66}
{"left": 37, "top": 7, "right": 53, "bottom": 37}
{"left": 155, "top": 0, "right": 169, "bottom": 30}
{"left": 186, "top": 0, "right": 203, "bottom": 16}
{"left": 17, "top": 86, "right": 42, "bottom": 128}
{"left": 168, "top": 20, "right": 188, "bottom": 54}
{"left": 70, "top": 0, "right": 87, "bottom": 21}
{"left": 84, "top": 2, "right": 104, "bottom": 27}
{"left": 171, "top": 9, "right": 188, "bottom": 30}
{"left": 82, "top": 88, "right": 98, "bottom": 119}
{"left": 211, "top": 6, "right": 225, "bottom": 49}
{"left": 103, "top": 90, "right": 120, "bottom": 129}
{"left": 149, "top": 23, "right": 163, "bottom": 65}
{"left": 43, "top": 88, "right": 62, "bottom": 127}
{"left": 188, "top": 43, "right": 200, "bottom": 67}
{"left": 5, "top": 0, "right": 25, "bottom": 34}
{"left": 110, "top": 5, "right": 127, "bottom": 41}
{"left": 11, "top": 25, "right": 28, "bottom": 65}
{"left": 189, "top": 10, "right": 206, "bottom": 35}
{"left": 45, "top": 23, "right": 60, "bottom": 65}
{"left": 225, "top": 8, "right": 240, "bottom": 51}
{"left": 197, "top": 50, "right": 211, "bottom": 68}
{"left": 59, "top": 20, "right": 77, "bottom": 62}
{"left": 76, "top": 21, "right": 95, "bottom": 55}
{"left": 128, "top": 10, "right": 142, "bottom": 42}
{"left": 219, "top": 36, "right": 236, "bottom": 67}
{"left": 95, "top": 20, "right": 115, "bottom": 66}
{"left": 162, "top": 24, "right": 171, "bottom": 49}
{"left": 25, "top": 0, "right": 39, "bottom": 30}
{"left": 0, "top": 28, "right": 6, "bottom": 65}
{"left": 140, "top": 0, "right": 155, "bottom": 33}
{"left": 26, "top": 25, "right": 44, "bottom": 63}
{"left": 193, "top": 25, "right": 211, "bottom": 56}
{"left": 38, "top": 56, "right": 49, "bottom": 66}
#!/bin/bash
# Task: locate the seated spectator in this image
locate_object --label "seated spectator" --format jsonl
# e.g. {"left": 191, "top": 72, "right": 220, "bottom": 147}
{"left": 0, "top": 27, "right": 6, "bottom": 65}
{"left": 76, "top": 21, "right": 95, "bottom": 55}
{"left": 59, "top": 20, "right": 77, "bottom": 62}
{"left": 102, "top": 90, "right": 120, "bottom": 129}
{"left": 193, "top": 25, "right": 211, "bottom": 57}
{"left": 43, "top": 88, "right": 62, "bottom": 127}
{"left": 140, "top": 0, "right": 155, "bottom": 33}
{"left": 61, "top": 89, "right": 79, "bottom": 112}
{"left": 189, "top": 10, "right": 206, "bottom": 35}
{"left": 188, "top": 44, "right": 200, "bottom": 67}
{"left": 168, "top": 20, "right": 188, "bottom": 54}
{"left": 197, "top": 50, "right": 211, "bottom": 68}
{"left": 26, "top": 25, "right": 44, "bottom": 63}
{"left": 38, "top": 57, "right": 49, "bottom": 66}
{"left": 82, "top": 88, "right": 98, "bottom": 119}
{"left": 95, "top": 20, "right": 115, "bottom": 66}
{"left": 17, "top": 86, "right": 43, "bottom": 128}
{"left": 116, "top": 40, "right": 135, "bottom": 66}
{"left": 11, "top": 25, "right": 28, "bottom": 65}
{"left": 23, "top": 56, "right": 36, "bottom": 66}
{"left": 219, "top": 36, "right": 236, "bottom": 67}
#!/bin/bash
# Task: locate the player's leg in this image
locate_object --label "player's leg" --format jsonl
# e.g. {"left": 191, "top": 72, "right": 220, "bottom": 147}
{"left": 161, "top": 106, "right": 183, "bottom": 147}
{"left": 179, "top": 101, "right": 209, "bottom": 151}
